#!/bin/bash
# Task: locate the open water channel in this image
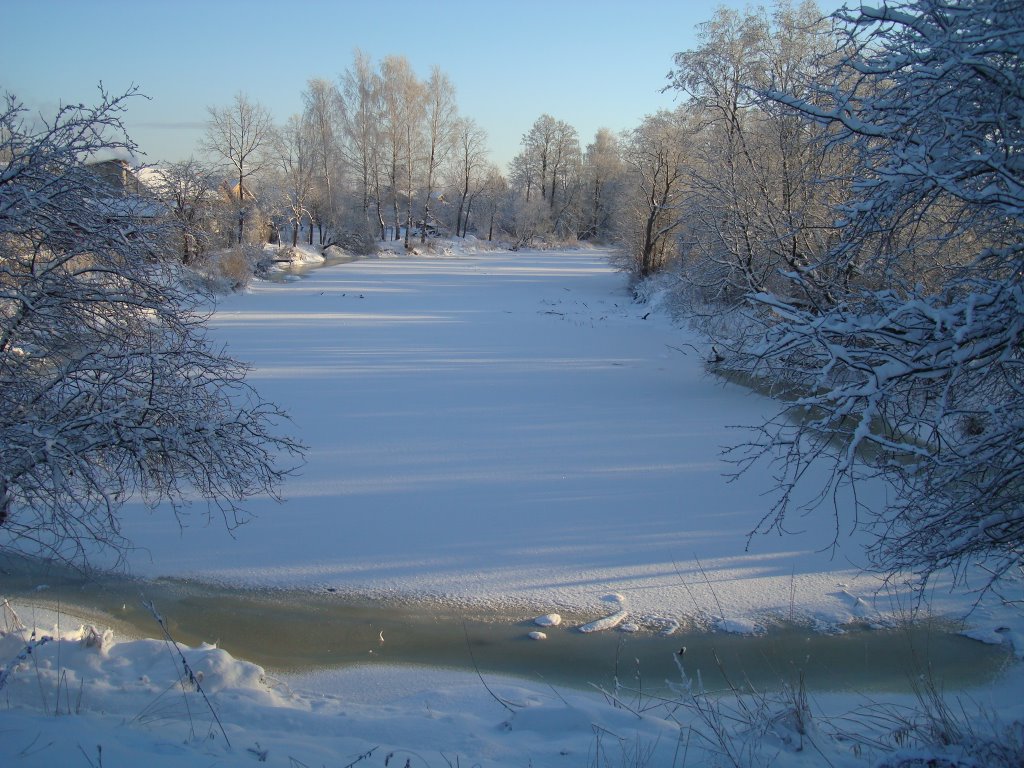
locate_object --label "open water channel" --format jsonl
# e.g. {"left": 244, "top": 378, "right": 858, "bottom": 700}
{"left": 3, "top": 556, "right": 1012, "bottom": 698}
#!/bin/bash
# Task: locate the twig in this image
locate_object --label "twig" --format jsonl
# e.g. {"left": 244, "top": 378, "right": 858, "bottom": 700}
{"left": 461, "top": 622, "right": 518, "bottom": 714}
{"left": 694, "top": 556, "right": 726, "bottom": 621}
{"left": 77, "top": 744, "right": 102, "bottom": 768}
{"left": 588, "top": 682, "right": 642, "bottom": 719}
{"left": 535, "top": 673, "right": 570, "bottom": 707}
{"left": 142, "top": 600, "right": 231, "bottom": 748}
{"left": 666, "top": 342, "right": 701, "bottom": 356}
{"left": 342, "top": 746, "right": 377, "bottom": 767}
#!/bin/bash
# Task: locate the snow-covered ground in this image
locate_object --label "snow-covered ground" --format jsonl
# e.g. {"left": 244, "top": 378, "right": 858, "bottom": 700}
{"left": 2, "top": 592, "right": 1021, "bottom": 767}
{"left": 3, "top": 242, "right": 1022, "bottom": 766}
{"left": 113, "top": 242, "right": 963, "bottom": 631}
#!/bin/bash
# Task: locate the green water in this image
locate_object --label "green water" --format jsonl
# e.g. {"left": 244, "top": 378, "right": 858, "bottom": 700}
{"left": 1, "top": 558, "right": 1012, "bottom": 696}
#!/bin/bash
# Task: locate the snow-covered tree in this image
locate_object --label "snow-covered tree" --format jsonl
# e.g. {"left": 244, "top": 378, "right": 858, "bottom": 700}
{"left": 511, "top": 114, "right": 582, "bottom": 239}
{"left": 724, "top": 0, "right": 1024, "bottom": 592}
{"left": 419, "top": 66, "right": 458, "bottom": 243}
{"left": 581, "top": 128, "right": 624, "bottom": 241}
{"left": 0, "top": 89, "right": 303, "bottom": 565}
{"left": 450, "top": 117, "right": 489, "bottom": 238}
{"left": 379, "top": 55, "right": 426, "bottom": 246}
{"left": 616, "top": 108, "right": 692, "bottom": 277}
{"left": 147, "top": 157, "right": 217, "bottom": 265}
{"left": 302, "top": 77, "right": 343, "bottom": 239}
{"left": 273, "top": 114, "right": 317, "bottom": 248}
{"left": 666, "top": 2, "right": 841, "bottom": 303}
{"left": 201, "top": 92, "right": 275, "bottom": 244}
{"left": 476, "top": 166, "right": 507, "bottom": 242}
{"left": 339, "top": 50, "right": 386, "bottom": 240}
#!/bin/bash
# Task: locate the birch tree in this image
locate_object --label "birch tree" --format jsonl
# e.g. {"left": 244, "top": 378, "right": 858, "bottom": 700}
{"left": 379, "top": 55, "right": 425, "bottom": 245}
{"left": 419, "top": 67, "right": 457, "bottom": 243}
{"left": 202, "top": 92, "right": 274, "bottom": 244}
{"left": 275, "top": 114, "right": 317, "bottom": 247}
{"left": 451, "top": 118, "right": 489, "bottom": 237}
{"left": 302, "top": 78, "right": 343, "bottom": 242}
{"left": 339, "top": 50, "right": 385, "bottom": 239}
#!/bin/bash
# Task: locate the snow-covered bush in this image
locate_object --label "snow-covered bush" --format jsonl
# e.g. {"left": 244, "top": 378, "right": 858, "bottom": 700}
{"left": 716, "top": 0, "right": 1024, "bottom": 592}
{"left": 0, "top": 88, "right": 304, "bottom": 565}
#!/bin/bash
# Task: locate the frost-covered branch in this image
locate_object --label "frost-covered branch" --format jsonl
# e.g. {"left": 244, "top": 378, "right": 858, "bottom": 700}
{"left": 0, "top": 88, "right": 305, "bottom": 566}
{"left": 714, "top": 0, "right": 1024, "bottom": 593}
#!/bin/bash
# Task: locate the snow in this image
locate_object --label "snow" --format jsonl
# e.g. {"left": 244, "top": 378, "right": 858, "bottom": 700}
{"left": 3, "top": 242, "right": 1022, "bottom": 766}
{"left": 578, "top": 609, "right": 630, "bottom": 634}
{"left": 2, "top": 602, "right": 1022, "bottom": 768}
{"left": 99, "top": 243, "right": 933, "bottom": 632}
{"left": 269, "top": 243, "right": 326, "bottom": 267}
{"left": 20, "top": 240, "right": 1012, "bottom": 642}
{"left": 715, "top": 617, "right": 760, "bottom": 635}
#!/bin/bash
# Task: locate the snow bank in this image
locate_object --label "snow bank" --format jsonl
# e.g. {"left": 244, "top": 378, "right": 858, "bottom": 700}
{"left": 3, "top": 614, "right": 1021, "bottom": 768}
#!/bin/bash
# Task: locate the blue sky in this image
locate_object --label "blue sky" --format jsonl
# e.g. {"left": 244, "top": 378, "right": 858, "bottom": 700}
{"left": 2, "top": 0, "right": 841, "bottom": 171}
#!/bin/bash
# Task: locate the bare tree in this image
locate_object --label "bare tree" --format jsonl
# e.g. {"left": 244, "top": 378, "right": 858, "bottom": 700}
{"left": 275, "top": 114, "right": 317, "bottom": 247}
{"left": 520, "top": 114, "right": 558, "bottom": 204}
{"left": 477, "top": 167, "right": 507, "bottom": 242}
{"left": 515, "top": 114, "right": 581, "bottom": 237}
{"left": 451, "top": 118, "right": 489, "bottom": 237}
{"left": 302, "top": 78, "right": 343, "bottom": 241}
{"left": 201, "top": 92, "right": 274, "bottom": 244}
{"left": 339, "top": 50, "right": 386, "bottom": 239}
{"left": 419, "top": 67, "right": 458, "bottom": 243}
{"left": 378, "top": 56, "right": 425, "bottom": 245}
{"left": 546, "top": 119, "right": 581, "bottom": 226}
{"left": 148, "top": 157, "right": 216, "bottom": 265}
{"left": 0, "top": 88, "right": 303, "bottom": 565}
{"left": 663, "top": 1, "right": 844, "bottom": 309}
{"left": 617, "top": 108, "right": 692, "bottom": 277}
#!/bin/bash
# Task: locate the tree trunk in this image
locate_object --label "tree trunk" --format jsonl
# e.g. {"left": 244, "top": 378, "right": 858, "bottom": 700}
{"left": 463, "top": 198, "right": 474, "bottom": 237}
{"left": 456, "top": 171, "right": 469, "bottom": 237}
{"left": 237, "top": 170, "right": 245, "bottom": 244}
{"left": 375, "top": 201, "right": 386, "bottom": 241}
{"left": 455, "top": 197, "right": 466, "bottom": 237}
{"left": 422, "top": 147, "right": 436, "bottom": 244}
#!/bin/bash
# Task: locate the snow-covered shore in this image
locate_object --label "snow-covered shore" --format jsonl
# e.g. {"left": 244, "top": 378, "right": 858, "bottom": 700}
{"left": 3, "top": 242, "right": 1022, "bottom": 766}
{"left": 2, "top": 598, "right": 1021, "bottom": 768}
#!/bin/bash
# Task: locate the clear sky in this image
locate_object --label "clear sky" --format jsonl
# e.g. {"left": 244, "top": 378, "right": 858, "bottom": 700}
{"left": 2, "top": 0, "right": 842, "bottom": 172}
